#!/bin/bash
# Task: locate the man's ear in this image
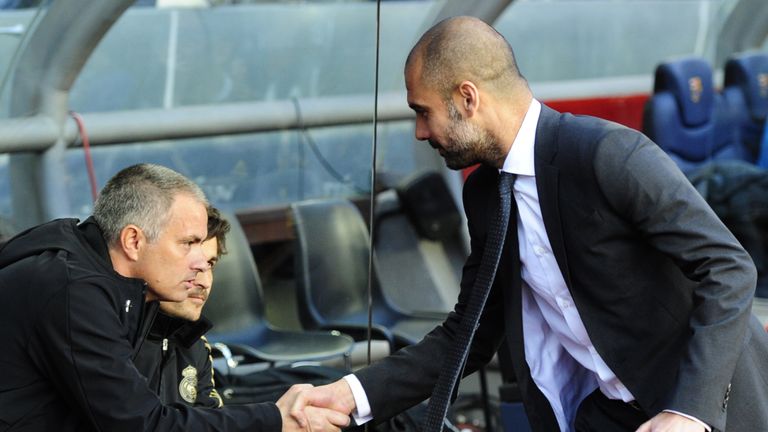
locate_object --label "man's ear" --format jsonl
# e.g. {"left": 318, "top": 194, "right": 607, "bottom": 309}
{"left": 457, "top": 80, "right": 480, "bottom": 117}
{"left": 119, "top": 224, "right": 145, "bottom": 262}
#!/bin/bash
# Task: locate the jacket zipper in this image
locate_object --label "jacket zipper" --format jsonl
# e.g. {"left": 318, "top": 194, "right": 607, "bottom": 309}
{"left": 157, "top": 338, "right": 169, "bottom": 395}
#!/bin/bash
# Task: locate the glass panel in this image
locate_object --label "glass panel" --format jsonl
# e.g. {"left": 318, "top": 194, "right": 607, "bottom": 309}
{"left": 70, "top": 2, "right": 435, "bottom": 111}
{"left": 498, "top": 0, "right": 722, "bottom": 82}
{"left": 65, "top": 124, "right": 378, "bottom": 218}
{"left": 66, "top": 2, "right": 383, "bottom": 336}
{"left": 0, "top": 5, "right": 48, "bottom": 118}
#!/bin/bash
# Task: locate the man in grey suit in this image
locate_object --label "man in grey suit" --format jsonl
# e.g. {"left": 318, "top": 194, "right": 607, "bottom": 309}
{"left": 286, "top": 16, "right": 768, "bottom": 432}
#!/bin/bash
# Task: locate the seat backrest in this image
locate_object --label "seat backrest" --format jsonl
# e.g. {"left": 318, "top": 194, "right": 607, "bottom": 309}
{"left": 374, "top": 171, "right": 465, "bottom": 313}
{"left": 291, "top": 199, "right": 395, "bottom": 329}
{"left": 643, "top": 56, "right": 744, "bottom": 173}
{"left": 395, "top": 171, "right": 462, "bottom": 242}
{"left": 204, "top": 212, "right": 266, "bottom": 338}
{"left": 723, "top": 51, "right": 768, "bottom": 160}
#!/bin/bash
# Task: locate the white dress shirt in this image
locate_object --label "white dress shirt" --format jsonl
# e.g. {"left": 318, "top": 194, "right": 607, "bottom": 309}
{"left": 503, "top": 99, "right": 633, "bottom": 430}
{"left": 345, "top": 99, "right": 707, "bottom": 431}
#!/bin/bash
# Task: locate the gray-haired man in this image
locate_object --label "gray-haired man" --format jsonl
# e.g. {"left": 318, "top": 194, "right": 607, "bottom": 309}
{"left": 0, "top": 163, "right": 348, "bottom": 432}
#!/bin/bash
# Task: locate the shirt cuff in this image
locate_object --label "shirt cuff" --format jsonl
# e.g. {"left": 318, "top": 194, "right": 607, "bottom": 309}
{"left": 343, "top": 374, "right": 373, "bottom": 425}
{"left": 663, "top": 410, "right": 711, "bottom": 432}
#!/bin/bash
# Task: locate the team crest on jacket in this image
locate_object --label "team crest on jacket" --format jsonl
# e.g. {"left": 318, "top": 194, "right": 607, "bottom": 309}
{"left": 179, "top": 365, "right": 198, "bottom": 403}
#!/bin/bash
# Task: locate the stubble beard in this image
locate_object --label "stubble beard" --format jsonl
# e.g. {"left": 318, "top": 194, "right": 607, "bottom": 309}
{"left": 439, "top": 102, "right": 502, "bottom": 170}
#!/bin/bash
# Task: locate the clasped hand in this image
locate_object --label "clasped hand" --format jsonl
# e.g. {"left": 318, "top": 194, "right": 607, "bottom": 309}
{"left": 276, "top": 380, "right": 356, "bottom": 432}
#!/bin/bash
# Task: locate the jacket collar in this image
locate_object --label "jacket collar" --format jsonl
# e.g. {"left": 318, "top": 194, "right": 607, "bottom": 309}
{"left": 77, "top": 217, "right": 113, "bottom": 271}
{"left": 147, "top": 311, "right": 213, "bottom": 349}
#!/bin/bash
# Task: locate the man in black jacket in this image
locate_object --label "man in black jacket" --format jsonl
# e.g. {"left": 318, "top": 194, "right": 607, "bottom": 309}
{"left": 134, "top": 205, "right": 230, "bottom": 409}
{"left": 0, "top": 163, "right": 348, "bottom": 432}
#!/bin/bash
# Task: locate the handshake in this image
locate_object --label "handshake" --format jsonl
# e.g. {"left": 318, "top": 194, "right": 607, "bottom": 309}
{"left": 276, "top": 379, "right": 358, "bottom": 432}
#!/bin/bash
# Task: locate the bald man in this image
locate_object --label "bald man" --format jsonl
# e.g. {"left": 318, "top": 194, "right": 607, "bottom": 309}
{"left": 286, "top": 16, "right": 768, "bottom": 432}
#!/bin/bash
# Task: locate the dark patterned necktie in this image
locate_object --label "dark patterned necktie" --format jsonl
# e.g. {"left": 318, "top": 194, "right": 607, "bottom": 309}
{"left": 422, "top": 171, "right": 516, "bottom": 432}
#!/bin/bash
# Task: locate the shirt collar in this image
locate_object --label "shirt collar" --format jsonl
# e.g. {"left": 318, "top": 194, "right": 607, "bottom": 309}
{"left": 501, "top": 98, "right": 540, "bottom": 177}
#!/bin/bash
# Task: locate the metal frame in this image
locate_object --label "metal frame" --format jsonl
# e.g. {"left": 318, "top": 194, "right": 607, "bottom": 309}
{"left": 7, "top": 0, "right": 135, "bottom": 226}
{"left": 0, "top": 92, "right": 412, "bottom": 152}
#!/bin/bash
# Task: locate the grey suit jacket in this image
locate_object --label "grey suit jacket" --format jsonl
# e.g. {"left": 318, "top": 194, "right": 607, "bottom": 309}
{"left": 355, "top": 105, "right": 768, "bottom": 431}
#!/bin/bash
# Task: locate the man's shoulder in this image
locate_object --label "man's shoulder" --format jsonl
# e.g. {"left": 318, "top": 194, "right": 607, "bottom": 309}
{"left": 555, "top": 111, "right": 644, "bottom": 148}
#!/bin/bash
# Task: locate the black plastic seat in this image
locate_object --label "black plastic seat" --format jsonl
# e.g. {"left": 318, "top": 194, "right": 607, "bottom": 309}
{"left": 375, "top": 171, "right": 467, "bottom": 315}
{"left": 290, "top": 198, "right": 444, "bottom": 351}
{"left": 204, "top": 212, "right": 354, "bottom": 366}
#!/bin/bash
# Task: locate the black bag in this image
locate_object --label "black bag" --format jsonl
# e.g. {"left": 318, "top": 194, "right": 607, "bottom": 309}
{"left": 215, "top": 364, "right": 346, "bottom": 404}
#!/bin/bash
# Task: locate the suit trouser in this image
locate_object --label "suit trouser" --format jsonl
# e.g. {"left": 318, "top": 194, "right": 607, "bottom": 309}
{"left": 574, "top": 389, "right": 649, "bottom": 432}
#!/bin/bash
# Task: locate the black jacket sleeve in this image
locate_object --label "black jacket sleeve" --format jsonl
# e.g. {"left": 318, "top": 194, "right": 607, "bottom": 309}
{"left": 354, "top": 167, "right": 505, "bottom": 421}
{"left": 195, "top": 336, "right": 225, "bottom": 408}
{"left": 30, "top": 276, "right": 281, "bottom": 432}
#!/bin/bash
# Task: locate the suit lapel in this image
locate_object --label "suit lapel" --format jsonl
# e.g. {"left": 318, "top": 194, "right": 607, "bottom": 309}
{"left": 496, "top": 107, "right": 564, "bottom": 429}
{"left": 534, "top": 106, "right": 573, "bottom": 289}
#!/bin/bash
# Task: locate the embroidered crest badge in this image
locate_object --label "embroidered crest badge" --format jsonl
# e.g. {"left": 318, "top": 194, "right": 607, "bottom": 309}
{"left": 688, "top": 76, "right": 703, "bottom": 103}
{"left": 179, "top": 365, "right": 198, "bottom": 403}
{"left": 758, "top": 73, "right": 768, "bottom": 98}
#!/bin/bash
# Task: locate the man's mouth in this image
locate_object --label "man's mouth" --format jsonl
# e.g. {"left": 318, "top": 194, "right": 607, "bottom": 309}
{"left": 187, "top": 291, "right": 207, "bottom": 304}
{"left": 188, "top": 295, "right": 206, "bottom": 305}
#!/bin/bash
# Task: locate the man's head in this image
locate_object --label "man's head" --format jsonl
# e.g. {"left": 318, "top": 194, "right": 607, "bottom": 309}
{"left": 404, "top": 16, "right": 532, "bottom": 170}
{"left": 160, "top": 206, "right": 231, "bottom": 322}
{"left": 94, "top": 163, "right": 210, "bottom": 302}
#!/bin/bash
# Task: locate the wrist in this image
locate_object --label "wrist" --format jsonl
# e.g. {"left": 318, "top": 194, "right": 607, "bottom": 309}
{"left": 332, "top": 378, "right": 357, "bottom": 413}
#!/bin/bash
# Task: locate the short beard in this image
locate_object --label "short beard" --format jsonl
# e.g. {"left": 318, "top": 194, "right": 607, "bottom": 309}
{"left": 438, "top": 102, "right": 501, "bottom": 170}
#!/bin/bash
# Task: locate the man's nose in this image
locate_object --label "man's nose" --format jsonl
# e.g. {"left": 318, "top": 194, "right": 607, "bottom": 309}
{"left": 414, "top": 118, "right": 430, "bottom": 141}
{"left": 194, "top": 268, "right": 213, "bottom": 290}
{"left": 190, "top": 246, "right": 208, "bottom": 272}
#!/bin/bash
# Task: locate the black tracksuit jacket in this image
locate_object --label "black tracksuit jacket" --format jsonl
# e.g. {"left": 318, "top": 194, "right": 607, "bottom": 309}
{"left": 133, "top": 312, "right": 224, "bottom": 409}
{"left": 0, "top": 217, "right": 280, "bottom": 431}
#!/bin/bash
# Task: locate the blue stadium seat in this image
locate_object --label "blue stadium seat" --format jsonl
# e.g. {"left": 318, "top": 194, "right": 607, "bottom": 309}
{"left": 759, "top": 122, "right": 768, "bottom": 168}
{"left": 643, "top": 56, "right": 745, "bottom": 174}
{"left": 723, "top": 51, "right": 768, "bottom": 163}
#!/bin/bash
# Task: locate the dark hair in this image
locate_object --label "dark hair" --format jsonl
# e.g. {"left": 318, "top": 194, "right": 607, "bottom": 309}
{"left": 206, "top": 206, "right": 231, "bottom": 257}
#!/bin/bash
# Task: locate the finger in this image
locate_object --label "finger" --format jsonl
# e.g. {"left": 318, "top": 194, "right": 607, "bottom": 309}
{"left": 306, "top": 407, "right": 344, "bottom": 432}
{"left": 316, "top": 407, "right": 352, "bottom": 427}
{"left": 289, "top": 397, "right": 309, "bottom": 429}
{"left": 285, "top": 385, "right": 314, "bottom": 428}
{"left": 287, "top": 383, "right": 314, "bottom": 395}
{"left": 305, "top": 408, "right": 314, "bottom": 432}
